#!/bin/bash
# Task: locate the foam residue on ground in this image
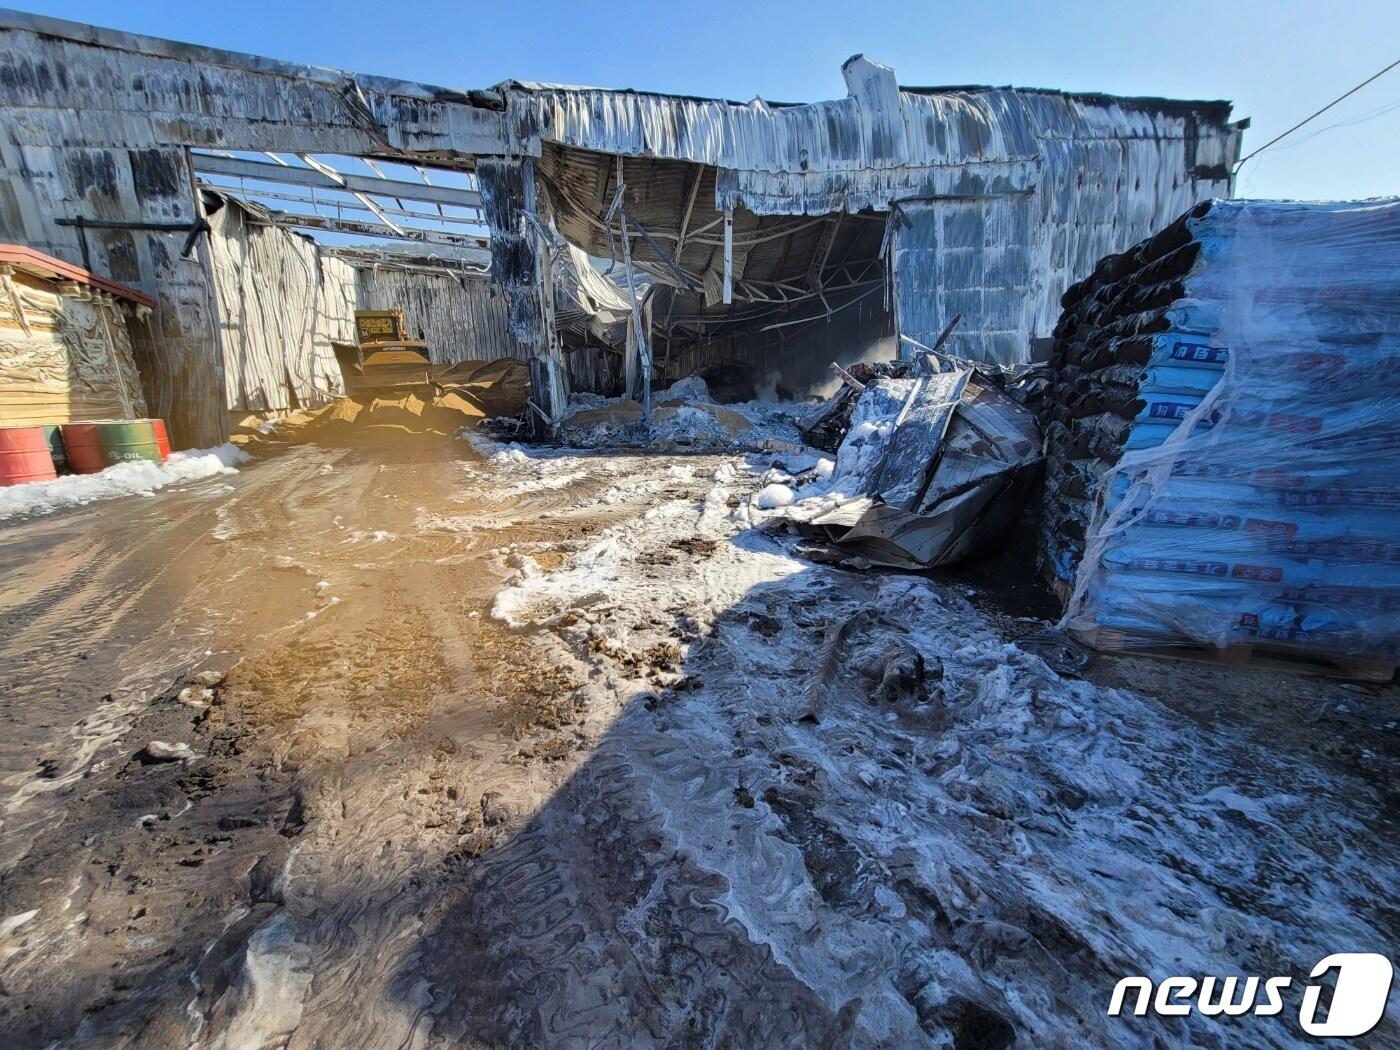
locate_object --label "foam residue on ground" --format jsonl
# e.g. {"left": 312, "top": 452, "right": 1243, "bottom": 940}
{"left": 0, "top": 444, "right": 249, "bottom": 520}
{"left": 473, "top": 442, "right": 1400, "bottom": 1048}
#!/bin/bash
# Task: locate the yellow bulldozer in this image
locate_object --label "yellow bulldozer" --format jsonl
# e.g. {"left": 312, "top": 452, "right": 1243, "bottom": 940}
{"left": 344, "top": 307, "right": 435, "bottom": 394}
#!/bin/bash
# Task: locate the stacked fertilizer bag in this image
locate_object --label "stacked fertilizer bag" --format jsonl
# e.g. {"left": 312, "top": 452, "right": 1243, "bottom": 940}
{"left": 1040, "top": 197, "right": 1400, "bottom": 674}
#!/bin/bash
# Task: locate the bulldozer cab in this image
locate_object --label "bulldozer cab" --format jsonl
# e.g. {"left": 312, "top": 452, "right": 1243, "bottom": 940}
{"left": 347, "top": 308, "right": 433, "bottom": 392}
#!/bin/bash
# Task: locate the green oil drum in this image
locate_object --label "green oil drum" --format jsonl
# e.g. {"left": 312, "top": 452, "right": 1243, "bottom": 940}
{"left": 61, "top": 420, "right": 164, "bottom": 473}
{"left": 40, "top": 424, "right": 67, "bottom": 471}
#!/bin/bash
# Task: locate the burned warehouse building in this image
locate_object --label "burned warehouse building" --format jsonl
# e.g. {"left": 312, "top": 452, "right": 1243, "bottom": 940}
{"left": 0, "top": 11, "right": 1243, "bottom": 445}
{"left": 2, "top": 7, "right": 1399, "bottom": 1050}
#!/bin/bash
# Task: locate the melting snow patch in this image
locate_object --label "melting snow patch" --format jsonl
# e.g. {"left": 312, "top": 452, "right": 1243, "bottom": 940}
{"left": 0, "top": 444, "right": 249, "bottom": 521}
{"left": 468, "top": 442, "right": 1400, "bottom": 1048}
{"left": 1, "top": 910, "right": 39, "bottom": 937}
{"left": 492, "top": 536, "right": 628, "bottom": 627}
{"left": 753, "top": 483, "right": 796, "bottom": 510}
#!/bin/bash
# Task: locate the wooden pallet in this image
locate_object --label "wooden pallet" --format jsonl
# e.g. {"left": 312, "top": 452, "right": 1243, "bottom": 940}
{"left": 1075, "top": 627, "right": 1396, "bottom": 683}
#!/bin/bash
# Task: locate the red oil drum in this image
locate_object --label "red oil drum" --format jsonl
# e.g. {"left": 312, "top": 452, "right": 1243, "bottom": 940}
{"left": 59, "top": 422, "right": 107, "bottom": 474}
{"left": 0, "top": 426, "right": 59, "bottom": 486}
{"left": 149, "top": 418, "right": 171, "bottom": 461}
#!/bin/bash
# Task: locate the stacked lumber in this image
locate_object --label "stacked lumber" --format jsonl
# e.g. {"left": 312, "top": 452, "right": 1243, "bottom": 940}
{"left": 1041, "top": 198, "right": 1400, "bottom": 673}
{"left": 0, "top": 269, "right": 147, "bottom": 427}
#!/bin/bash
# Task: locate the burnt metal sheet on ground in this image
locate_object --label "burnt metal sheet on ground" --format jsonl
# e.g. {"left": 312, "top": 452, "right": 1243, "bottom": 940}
{"left": 918, "top": 377, "right": 1041, "bottom": 511}
{"left": 872, "top": 369, "right": 970, "bottom": 510}
{"left": 787, "top": 364, "right": 1043, "bottom": 569}
{"left": 810, "top": 483, "right": 1012, "bottom": 569}
{"left": 826, "top": 377, "right": 914, "bottom": 499}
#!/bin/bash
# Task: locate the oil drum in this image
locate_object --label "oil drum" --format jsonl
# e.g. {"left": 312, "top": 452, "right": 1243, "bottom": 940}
{"left": 0, "top": 426, "right": 59, "bottom": 486}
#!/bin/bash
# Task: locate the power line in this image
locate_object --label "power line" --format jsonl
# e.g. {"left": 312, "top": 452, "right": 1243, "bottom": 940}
{"left": 1236, "top": 56, "right": 1400, "bottom": 167}
{"left": 1268, "top": 97, "right": 1400, "bottom": 153}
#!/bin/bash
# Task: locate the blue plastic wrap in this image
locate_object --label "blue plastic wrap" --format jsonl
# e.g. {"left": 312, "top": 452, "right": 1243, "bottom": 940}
{"left": 1061, "top": 198, "right": 1400, "bottom": 660}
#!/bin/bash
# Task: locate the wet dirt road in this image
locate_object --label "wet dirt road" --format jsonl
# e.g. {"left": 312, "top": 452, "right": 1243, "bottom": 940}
{"left": 0, "top": 431, "right": 667, "bottom": 1048}
{"left": 1, "top": 430, "right": 1397, "bottom": 1049}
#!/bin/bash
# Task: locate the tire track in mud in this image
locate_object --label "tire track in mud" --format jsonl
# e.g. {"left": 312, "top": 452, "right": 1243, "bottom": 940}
{"left": 0, "top": 441, "right": 480, "bottom": 1047}
{"left": 170, "top": 450, "right": 707, "bottom": 1049}
{"left": 412, "top": 743, "right": 857, "bottom": 1049}
{"left": 0, "top": 434, "right": 722, "bottom": 1049}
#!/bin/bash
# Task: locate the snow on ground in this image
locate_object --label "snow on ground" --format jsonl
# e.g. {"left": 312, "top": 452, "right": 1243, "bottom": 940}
{"left": 454, "top": 435, "right": 619, "bottom": 498}
{"left": 754, "top": 482, "right": 796, "bottom": 509}
{"left": 475, "top": 440, "right": 1399, "bottom": 1048}
{"left": 0, "top": 444, "right": 250, "bottom": 521}
{"left": 489, "top": 452, "right": 805, "bottom": 629}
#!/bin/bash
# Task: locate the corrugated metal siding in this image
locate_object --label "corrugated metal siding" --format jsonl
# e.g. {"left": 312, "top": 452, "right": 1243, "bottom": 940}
{"left": 0, "top": 134, "right": 224, "bottom": 447}
{"left": 890, "top": 196, "right": 1037, "bottom": 366}
{"left": 477, "top": 157, "right": 542, "bottom": 349}
{"left": 315, "top": 255, "right": 358, "bottom": 367}
{"left": 512, "top": 60, "right": 1238, "bottom": 217}
{"left": 889, "top": 119, "right": 1233, "bottom": 364}
{"left": 205, "top": 197, "right": 348, "bottom": 410}
{"left": 512, "top": 63, "right": 1036, "bottom": 178}
{"left": 564, "top": 346, "right": 624, "bottom": 396}
{"left": 0, "top": 13, "right": 516, "bottom": 157}
{"left": 354, "top": 266, "right": 518, "bottom": 364}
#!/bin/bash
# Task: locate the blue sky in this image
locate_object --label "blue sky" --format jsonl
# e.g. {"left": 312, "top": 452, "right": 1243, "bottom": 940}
{"left": 20, "top": 0, "right": 1400, "bottom": 201}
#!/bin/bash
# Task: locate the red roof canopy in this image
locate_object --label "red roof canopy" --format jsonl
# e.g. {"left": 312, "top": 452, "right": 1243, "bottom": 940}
{"left": 0, "top": 243, "right": 155, "bottom": 309}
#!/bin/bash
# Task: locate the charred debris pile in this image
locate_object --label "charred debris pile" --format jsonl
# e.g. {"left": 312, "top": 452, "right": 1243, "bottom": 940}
{"left": 770, "top": 353, "right": 1046, "bottom": 570}
{"left": 725, "top": 195, "right": 1400, "bottom": 682}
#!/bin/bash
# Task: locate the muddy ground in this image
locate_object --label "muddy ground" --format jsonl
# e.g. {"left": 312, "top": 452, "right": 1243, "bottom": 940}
{"left": 0, "top": 423, "right": 1396, "bottom": 1049}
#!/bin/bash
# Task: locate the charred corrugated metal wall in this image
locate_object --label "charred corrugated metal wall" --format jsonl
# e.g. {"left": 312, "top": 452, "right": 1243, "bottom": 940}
{"left": 354, "top": 265, "right": 516, "bottom": 365}
{"left": 0, "top": 137, "right": 223, "bottom": 447}
{"left": 475, "top": 157, "right": 541, "bottom": 351}
{"left": 514, "top": 57, "right": 1242, "bottom": 369}
{"left": 887, "top": 195, "right": 1036, "bottom": 365}
{"left": 204, "top": 195, "right": 352, "bottom": 411}
{"left": 562, "top": 347, "right": 625, "bottom": 396}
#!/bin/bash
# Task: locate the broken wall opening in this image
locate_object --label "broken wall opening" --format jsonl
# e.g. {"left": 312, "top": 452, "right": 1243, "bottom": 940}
{"left": 192, "top": 150, "right": 527, "bottom": 424}
{"left": 536, "top": 142, "right": 899, "bottom": 408}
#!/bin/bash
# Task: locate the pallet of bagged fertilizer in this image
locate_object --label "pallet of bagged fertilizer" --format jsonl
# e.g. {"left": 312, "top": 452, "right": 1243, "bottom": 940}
{"left": 1038, "top": 197, "right": 1400, "bottom": 680}
{"left": 1076, "top": 627, "right": 1396, "bottom": 682}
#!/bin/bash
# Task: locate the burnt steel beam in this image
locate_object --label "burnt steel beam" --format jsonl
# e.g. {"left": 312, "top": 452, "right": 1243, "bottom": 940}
{"left": 193, "top": 154, "right": 482, "bottom": 210}
{"left": 196, "top": 182, "right": 488, "bottom": 229}
{"left": 257, "top": 210, "right": 489, "bottom": 252}
{"left": 55, "top": 215, "right": 209, "bottom": 266}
